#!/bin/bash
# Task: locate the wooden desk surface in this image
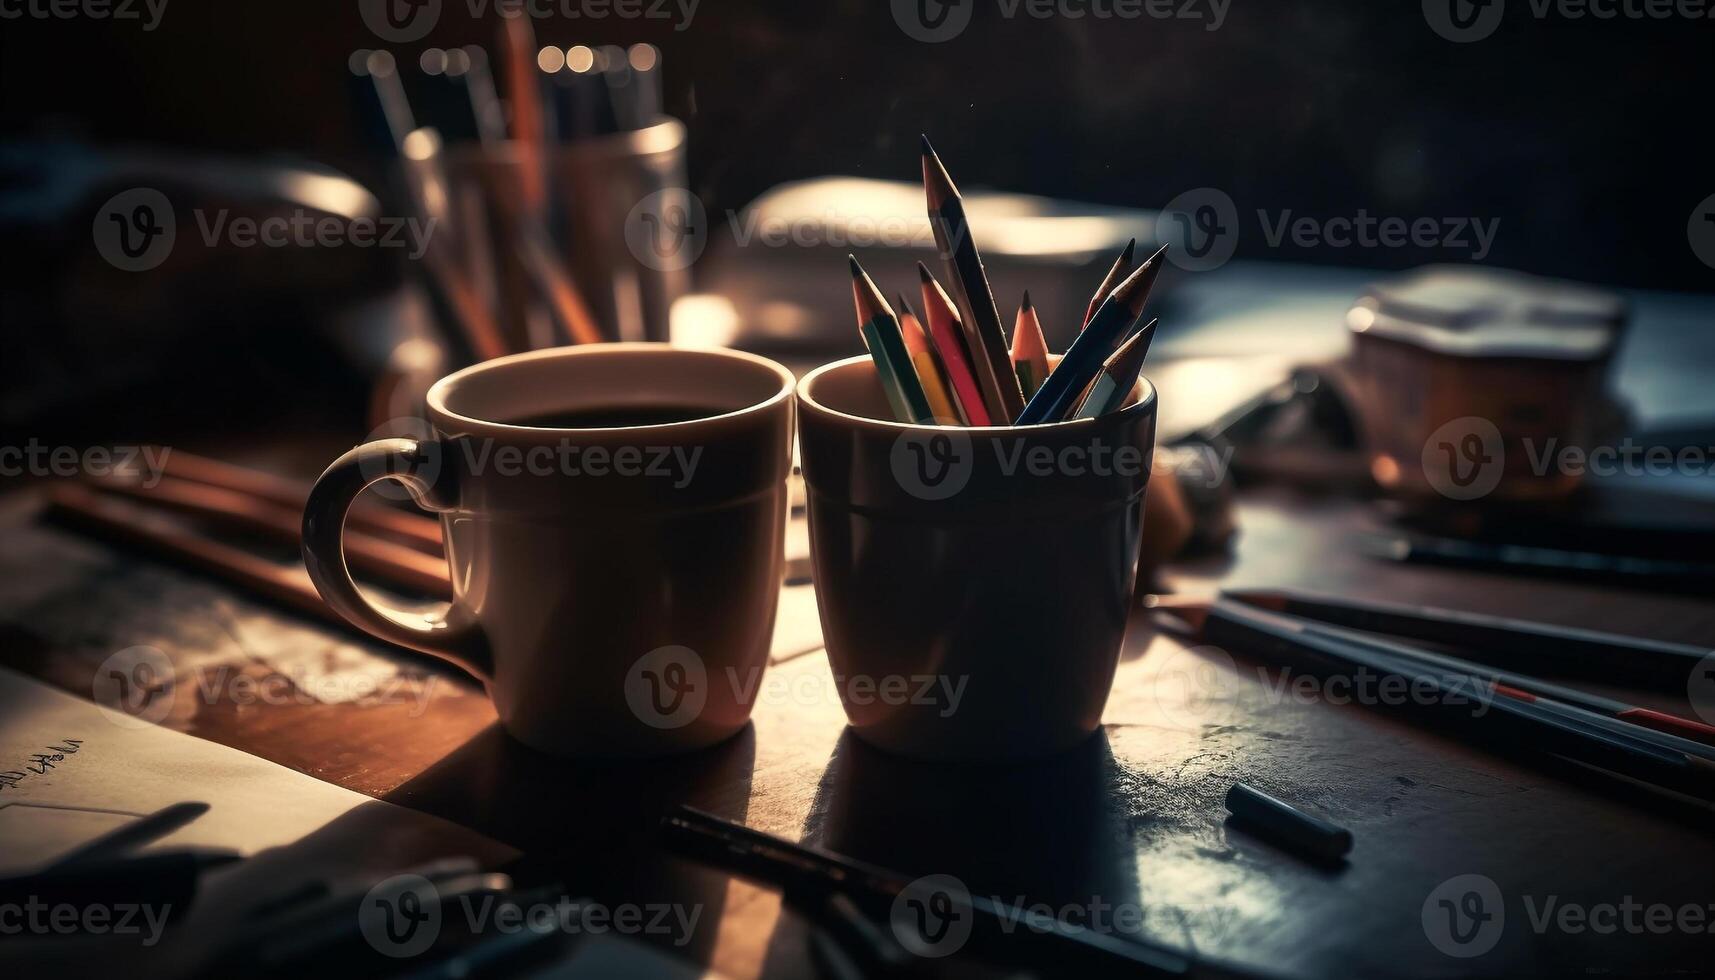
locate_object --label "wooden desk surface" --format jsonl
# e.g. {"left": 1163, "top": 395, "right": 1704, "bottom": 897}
{"left": 4, "top": 488, "right": 1713, "bottom": 978}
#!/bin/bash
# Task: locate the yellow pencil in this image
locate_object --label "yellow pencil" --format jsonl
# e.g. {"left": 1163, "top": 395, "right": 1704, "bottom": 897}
{"left": 896, "top": 294, "right": 965, "bottom": 425}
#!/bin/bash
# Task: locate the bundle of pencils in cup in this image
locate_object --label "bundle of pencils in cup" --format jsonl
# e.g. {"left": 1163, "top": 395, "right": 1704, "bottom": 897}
{"left": 848, "top": 135, "right": 1168, "bottom": 427}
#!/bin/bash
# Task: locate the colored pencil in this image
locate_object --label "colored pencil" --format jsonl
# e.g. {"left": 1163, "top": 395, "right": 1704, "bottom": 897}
{"left": 1011, "top": 291, "right": 1051, "bottom": 399}
{"left": 896, "top": 294, "right": 963, "bottom": 425}
{"left": 498, "top": 13, "right": 548, "bottom": 214}
{"left": 916, "top": 262, "right": 992, "bottom": 426}
{"left": 849, "top": 256, "right": 935, "bottom": 424}
{"left": 1072, "top": 318, "right": 1156, "bottom": 419}
{"left": 921, "top": 135, "right": 1027, "bottom": 422}
{"left": 1218, "top": 587, "right": 1715, "bottom": 693}
{"left": 1017, "top": 244, "right": 1167, "bottom": 425}
{"left": 1199, "top": 600, "right": 1715, "bottom": 804}
{"left": 1083, "top": 238, "right": 1136, "bottom": 329}
{"left": 1152, "top": 593, "right": 1715, "bottom": 753}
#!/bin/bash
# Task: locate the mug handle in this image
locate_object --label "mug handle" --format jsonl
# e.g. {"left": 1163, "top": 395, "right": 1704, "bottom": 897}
{"left": 301, "top": 438, "right": 491, "bottom": 680}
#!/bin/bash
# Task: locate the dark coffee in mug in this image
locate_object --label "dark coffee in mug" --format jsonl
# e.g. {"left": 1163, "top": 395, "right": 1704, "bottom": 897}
{"left": 509, "top": 404, "right": 727, "bottom": 429}
{"left": 302, "top": 344, "right": 797, "bottom": 759}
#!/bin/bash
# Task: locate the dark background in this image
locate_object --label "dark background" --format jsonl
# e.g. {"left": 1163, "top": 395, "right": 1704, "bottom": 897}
{"left": 2, "top": 0, "right": 1711, "bottom": 290}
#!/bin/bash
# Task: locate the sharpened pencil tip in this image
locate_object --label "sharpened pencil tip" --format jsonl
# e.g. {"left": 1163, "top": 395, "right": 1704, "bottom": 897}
{"left": 848, "top": 254, "right": 862, "bottom": 278}
{"left": 1021, "top": 290, "right": 1033, "bottom": 312}
{"left": 1121, "top": 238, "right": 1136, "bottom": 262}
{"left": 920, "top": 133, "right": 934, "bottom": 156}
{"left": 916, "top": 261, "right": 933, "bottom": 284}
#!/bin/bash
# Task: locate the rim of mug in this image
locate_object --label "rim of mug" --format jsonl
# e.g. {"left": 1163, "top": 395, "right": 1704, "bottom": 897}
{"left": 796, "top": 355, "right": 1157, "bottom": 432}
{"left": 427, "top": 343, "right": 796, "bottom": 435}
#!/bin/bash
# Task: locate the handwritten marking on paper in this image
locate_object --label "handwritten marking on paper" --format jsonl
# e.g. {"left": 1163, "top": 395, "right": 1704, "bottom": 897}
{"left": 0, "top": 738, "right": 83, "bottom": 790}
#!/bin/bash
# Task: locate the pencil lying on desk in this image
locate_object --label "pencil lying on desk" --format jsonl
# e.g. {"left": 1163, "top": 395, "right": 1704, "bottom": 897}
{"left": 47, "top": 484, "right": 347, "bottom": 627}
{"left": 917, "top": 262, "right": 991, "bottom": 426}
{"left": 152, "top": 449, "right": 442, "bottom": 554}
{"left": 1216, "top": 587, "right": 1715, "bottom": 693}
{"left": 87, "top": 474, "right": 452, "bottom": 598}
{"left": 1149, "top": 594, "right": 1715, "bottom": 753}
{"left": 849, "top": 256, "right": 935, "bottom": 424}
{"left": 921, "top": 135, "right": 1026, "bottom": 422}
{"left": 1297, "top": 615, "right": 1715, "bottom": 753}
{"left": 1186, "top": 599, "right": 1715, "bottom": 804}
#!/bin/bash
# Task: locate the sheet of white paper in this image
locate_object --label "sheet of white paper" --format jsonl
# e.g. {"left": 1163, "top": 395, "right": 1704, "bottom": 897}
{"left": 0, "top": 666, "right": 509, "bottom": 876}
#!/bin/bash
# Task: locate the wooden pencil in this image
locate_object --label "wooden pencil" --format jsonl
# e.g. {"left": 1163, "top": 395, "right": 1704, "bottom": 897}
{"left": 896, "top": 294, "right": 964, "bottom": 425}
{"left": 1083, "top": 238, "right": 1136, "bottom": 329}
{"left": 850, "top": 256, "right": 935, "bottom": 424}
{"left": 916, "top": 262, "right": 992, "bottom": 426}
{"left": 921, "top": 135, "right": 1027, "bottom": 423}
{"left": 498, "top": 12, "right": 549, "bottom": 214}
{"left": 1072, "top": 319, "right": 1156, "bottom": 419}
{"left": 1017, "top": 244, "right": 1167, "bottom": 424}
{"left": 1011, "top": 291, "right": 1051, "bottom": 399}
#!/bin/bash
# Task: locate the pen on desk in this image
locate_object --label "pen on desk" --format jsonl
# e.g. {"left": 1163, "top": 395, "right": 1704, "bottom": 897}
{"left": 1224, "top": 783, "right": 1352, "bottom": 865}
{"left": 660, "top": 805, "right": 1279, "bottom": 979}
{"left": 1011, "top": 291, "right": 1051, "bottom": 400}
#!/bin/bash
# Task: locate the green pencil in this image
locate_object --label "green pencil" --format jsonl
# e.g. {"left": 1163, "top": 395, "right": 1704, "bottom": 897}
{"left": 850, "top": 256, "right": 935, "bottom": 424}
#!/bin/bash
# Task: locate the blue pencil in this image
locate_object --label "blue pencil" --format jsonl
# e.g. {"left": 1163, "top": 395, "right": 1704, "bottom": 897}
{"left": 1016, "top": 243, "right": 1168, "bottom": 425}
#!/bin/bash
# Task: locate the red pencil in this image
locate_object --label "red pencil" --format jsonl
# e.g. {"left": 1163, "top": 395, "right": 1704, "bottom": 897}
{"left": 917, "top": 262, "right": 992, "bottom": 426}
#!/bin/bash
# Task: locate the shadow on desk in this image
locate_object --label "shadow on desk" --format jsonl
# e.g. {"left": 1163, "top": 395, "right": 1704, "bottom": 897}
{"left": 754, "top": 730, "right": 1148, "bottom": 977}
{"left": 383, "top": 722, "right": 759, "bottom": 970}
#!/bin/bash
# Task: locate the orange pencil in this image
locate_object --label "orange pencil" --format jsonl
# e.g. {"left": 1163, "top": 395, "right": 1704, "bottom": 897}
{"left": 897, "top": 294, "right": 964, "bottom": 425}
{"left": 1011, "top": 291, "right": 1050, "bottom": 398}
{"left": 916, "top": 262, "right": 992, "bottom": 426}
